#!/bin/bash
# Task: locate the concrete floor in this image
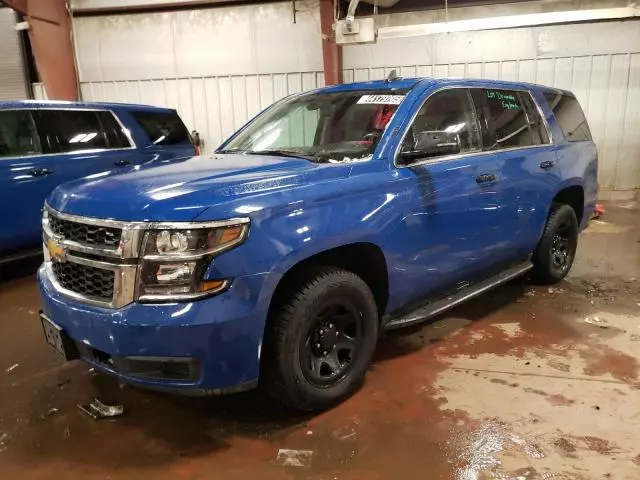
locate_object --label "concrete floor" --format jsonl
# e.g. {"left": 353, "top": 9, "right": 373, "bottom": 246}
{"left": 0, "top": 202, "right": 639, "bottom": 479}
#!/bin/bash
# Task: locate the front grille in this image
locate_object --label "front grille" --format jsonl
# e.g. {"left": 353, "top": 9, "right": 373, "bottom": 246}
{"left": 49, "top": 216, "right": 122, "bottom": 248}
{"left": 52, "top": 261, "right": 115, "bottom": 300}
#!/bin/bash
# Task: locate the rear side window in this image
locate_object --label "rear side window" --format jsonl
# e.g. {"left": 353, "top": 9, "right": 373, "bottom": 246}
{"left": 477, "top": 89, "right": 548, "bottom": 150}
{"left": 96, "top": 111, "right": 132, "bottom": 149}
{"left": 33, "top": 110, "right": 121, "bottom": 153}
{"left": 130, "top": 110, "right": 190, "bottom": 145}
{"left": 0, "top": 110, "right": 41, "bottom": 158}
{"left": 543, "top": 92, "right": 592, "bottom": 142}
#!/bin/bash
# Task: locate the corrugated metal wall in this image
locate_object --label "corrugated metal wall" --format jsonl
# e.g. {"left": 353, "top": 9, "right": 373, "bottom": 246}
{"left": 344, "top": 20, "right": 640, "bottom": 191}
{"left": 0, "top": 8, "right": 28, "bottom": 100}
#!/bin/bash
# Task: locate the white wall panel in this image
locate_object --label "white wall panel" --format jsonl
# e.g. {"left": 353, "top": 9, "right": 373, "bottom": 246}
{"left": 344, "top": 19, "right": 640, "bottom": 190}
{"left": 0, "top": 8, "right": 28, "bottom": 100}
{"left": 73, "top": 1, "right": 322, "bottom": 82}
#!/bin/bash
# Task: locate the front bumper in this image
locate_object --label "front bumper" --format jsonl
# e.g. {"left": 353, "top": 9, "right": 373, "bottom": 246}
{"left": 37, "top": 265, "right": 268, "bottom": 394}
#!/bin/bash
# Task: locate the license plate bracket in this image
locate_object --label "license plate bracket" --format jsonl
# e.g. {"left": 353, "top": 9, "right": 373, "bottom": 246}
{"left": 40, "top": 312, "right": 79, "bottom": 361}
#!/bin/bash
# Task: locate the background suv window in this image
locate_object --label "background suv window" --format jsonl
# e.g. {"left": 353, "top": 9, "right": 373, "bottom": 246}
{"left": 33, "top": 110, "right": 110, "bottom": 153}
{"left": 543, "top": 92, "right": 592, "bottom": 142}
{"left": 0, "top": 110, "right": 40, "bottom": 158}
{"left": 96, "top": 111, "right": 132, "bottom": 149}
{"left": 401, "top": 88, "right": 481, "bottom": 162}
{"left": 130, "top": 110, "right": 191, "bottom": 145}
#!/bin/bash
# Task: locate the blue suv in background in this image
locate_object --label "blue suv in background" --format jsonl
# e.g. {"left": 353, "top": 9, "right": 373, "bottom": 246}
{"left": 37, "top": 78, "right": 598, "bottom": 410}
{"left": 0, "top": 101, "right": 195, "bottom": 262}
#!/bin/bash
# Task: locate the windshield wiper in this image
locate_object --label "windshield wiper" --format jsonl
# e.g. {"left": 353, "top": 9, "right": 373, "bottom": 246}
{"left": 244, "top": 150, "right": 318, "bottom": 161}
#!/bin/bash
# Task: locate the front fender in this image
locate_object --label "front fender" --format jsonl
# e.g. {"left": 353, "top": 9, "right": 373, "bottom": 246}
{"left": 202, "top": 172, "right": 396, "bottom": 320}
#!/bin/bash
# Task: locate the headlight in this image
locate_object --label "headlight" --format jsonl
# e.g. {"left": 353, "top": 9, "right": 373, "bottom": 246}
{"left": 137, "top": 222, "right": 249, "bottom": 302}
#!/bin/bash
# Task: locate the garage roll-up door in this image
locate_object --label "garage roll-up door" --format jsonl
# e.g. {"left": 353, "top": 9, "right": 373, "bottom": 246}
{"left": 0, "top": 8, "right": 28, "bottom": 100}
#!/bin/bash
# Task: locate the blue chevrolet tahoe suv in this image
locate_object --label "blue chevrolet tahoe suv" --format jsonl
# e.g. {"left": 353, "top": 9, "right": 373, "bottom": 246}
{"left": 0, "top": 101, "right": 195, "bottom": 262}
{"left": 37, "top": 78, "right": 598, "bottom": 410}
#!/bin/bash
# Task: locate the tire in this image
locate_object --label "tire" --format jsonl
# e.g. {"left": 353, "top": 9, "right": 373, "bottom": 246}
{"left": 531, "top": 203, "right": 579, "bottom": 284}
{"left": 262, "top": 267, "right": 379, "bottom": 411}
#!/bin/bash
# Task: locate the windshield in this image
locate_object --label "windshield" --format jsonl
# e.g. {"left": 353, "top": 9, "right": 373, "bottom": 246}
{"left": 219, "top": 90, "right": 408, "bottom": 162}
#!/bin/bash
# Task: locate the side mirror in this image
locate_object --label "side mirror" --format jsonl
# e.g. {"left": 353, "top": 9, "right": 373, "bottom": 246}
{"left": 400, "top": 130, "right": 461, "bottom": 162}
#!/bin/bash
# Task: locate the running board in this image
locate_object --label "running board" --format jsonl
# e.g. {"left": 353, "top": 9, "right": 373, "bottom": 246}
{"left": 382, "top": 260, "right": 534, "bottom": 331}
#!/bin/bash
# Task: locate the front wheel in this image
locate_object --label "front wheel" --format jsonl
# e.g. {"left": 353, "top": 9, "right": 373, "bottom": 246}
{"left": 531, "top": 203, "right": 579, "bottom": 284}
{"left": 261, "top": 268, "right": 379, "bottom": 411}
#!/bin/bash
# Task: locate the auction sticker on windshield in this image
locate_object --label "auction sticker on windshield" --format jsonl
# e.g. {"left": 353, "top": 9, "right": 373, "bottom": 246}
{"left": 357, "top": 95, "right": 405, "bottom": 105}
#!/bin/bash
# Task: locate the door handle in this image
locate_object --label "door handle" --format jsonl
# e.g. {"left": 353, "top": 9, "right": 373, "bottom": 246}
{"left": 29, "top": 168, "right": 53, "bottom": 177}
{"left": 539, "top": 160, "right": 555, "bottom": 170}
{"left": 114, "top": 160, "right": 132, "bottom": 167}
{"left": 475, "top": 173, "right": 496, "bottom": 184}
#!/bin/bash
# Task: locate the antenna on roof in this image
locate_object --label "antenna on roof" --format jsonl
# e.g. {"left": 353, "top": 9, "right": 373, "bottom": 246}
{"left": 386, "top": 69, "right": 401, "bottom": 83}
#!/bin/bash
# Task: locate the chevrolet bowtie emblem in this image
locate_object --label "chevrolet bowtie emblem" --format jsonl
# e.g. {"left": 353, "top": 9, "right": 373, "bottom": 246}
{"left": 47, "top": 238, "right": 66, "bottom": 262}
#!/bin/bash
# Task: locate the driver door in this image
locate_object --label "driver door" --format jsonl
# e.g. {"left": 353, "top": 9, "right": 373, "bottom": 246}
{"left": 388, "top": 88, "right": 505, "bottom": 307}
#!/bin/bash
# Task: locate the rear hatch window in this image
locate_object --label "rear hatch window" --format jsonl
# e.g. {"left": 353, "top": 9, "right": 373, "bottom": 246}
{"left": 543, "top": 92, "right": 592, "bottom": 142}
{"left": 130, "top": 110, "right": 191, "bottom": 146}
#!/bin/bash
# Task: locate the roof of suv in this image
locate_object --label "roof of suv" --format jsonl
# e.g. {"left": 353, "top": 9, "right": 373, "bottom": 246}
{"left": 314, "top": 77, "right": 562, "bottom": 95}
{"left": 0, "top": 100, "right": 177, "bottom": 112}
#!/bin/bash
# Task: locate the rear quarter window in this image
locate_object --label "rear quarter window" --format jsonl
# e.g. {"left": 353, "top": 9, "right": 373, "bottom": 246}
{"left": 130, "top": 110, "right": 191, "bottom": 146}
{"left": 543, "top": 92, "right": 592, "bottom": 142}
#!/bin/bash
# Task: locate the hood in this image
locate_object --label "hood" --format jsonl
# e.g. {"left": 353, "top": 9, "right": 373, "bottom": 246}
{"left": 48, "top": 154, "right": 348, "bottom": 221}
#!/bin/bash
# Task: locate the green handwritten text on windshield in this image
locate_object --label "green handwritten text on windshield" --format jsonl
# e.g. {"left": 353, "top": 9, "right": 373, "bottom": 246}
{"left": 486, "top": 90, "right": 520, "bottom": 110}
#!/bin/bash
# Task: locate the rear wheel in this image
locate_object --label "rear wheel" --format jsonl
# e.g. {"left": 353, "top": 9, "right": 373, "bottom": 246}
{"left": 531, "top": 203, "right": 579, "bottom": 284}
{"left": 262, "top": 267, "right": 379, "bottom": 411}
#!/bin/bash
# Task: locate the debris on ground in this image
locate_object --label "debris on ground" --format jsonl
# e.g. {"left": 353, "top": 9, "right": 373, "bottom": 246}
{"left": 5, "top": 364, "right": 18, "bottom": 373}
{"left": 56, "top": 379, "right": 71, "bottom": 390}
{"left": 525, "top": 291, "right": 536, "bottom": 297}
{"left": 0, "top": 432, "right": 9, "bottom": 452}
{"left": 78, "top": 399, "right": 124, "bottom": 420}
{"left": 64, "top": 426, "right": 71, "bottom": 439}
{"left": 547, "top": 287, "right": 565, "bottom": 294}
{"left": 333, "top": 427, "right": 357, "bottom": 441}
{"left": 42, "top": 407, "right": 59, "bottom": 419}
{"left": 275, "top": 449, "right": 313, "bottom": 467}
{"left": 584, "top": 316, "right": 608, "bottom": 328}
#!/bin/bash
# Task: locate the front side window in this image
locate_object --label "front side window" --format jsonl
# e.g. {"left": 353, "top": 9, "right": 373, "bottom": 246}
{"left": 480, "top": 89, "right": 545, "bottom": 150}
{"left": 0, "top": 110, "right": 40, "bottom": 158}
{"left": 543, "top": 92, "right": 592, "bottom": 142}
{"left": 130, "top": 110, "right": 191, "bottom": 146}
{"left": 220, "top": 90, "right": 407, "bottom": 162}
{"left": 33, "top": 110, "right": 109, "bottom": 153}
{"left": 399, "top": 89, "right": 481, "bottom": 164}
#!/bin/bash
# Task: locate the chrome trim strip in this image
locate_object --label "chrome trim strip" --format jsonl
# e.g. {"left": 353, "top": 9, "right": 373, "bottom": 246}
{"left": 393, "top": 84, "right": 554, "bottom": 169}
{"left": 44, "top": 203, "right": 249, "bottom": 231}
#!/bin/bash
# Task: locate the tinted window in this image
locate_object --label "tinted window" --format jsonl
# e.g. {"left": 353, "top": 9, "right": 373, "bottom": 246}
{"left": 96, "top": 111, "right": 131, "bottom": 149}
{"left": 481, "top": 89, "right": 537, "bottom": 149}
{"left": 130, "top": 110, "right": 190, "bottom": 145}
{"left": 221, "top": 90, "right": 406, "bottom": 161}
{"left": 33, "top": 110, "right": 109, "bottom": 153}
{"left": 0, "top": 110, "right": 40, "bottom": 158}
{"left": 520, "top": 93, "right": 549, "bottom": 145}
{"left": 401, "top": 89, "right": 481, "bottom": 162}
{"left": 543, "top": 92, "right": 592, "bottom": 142}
